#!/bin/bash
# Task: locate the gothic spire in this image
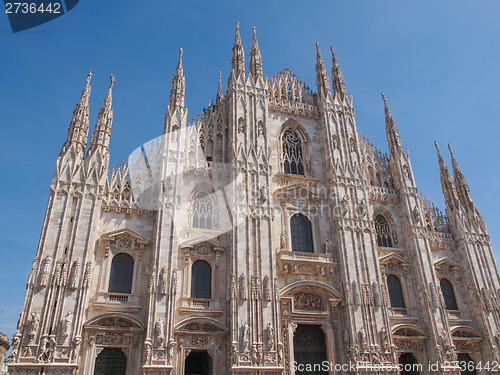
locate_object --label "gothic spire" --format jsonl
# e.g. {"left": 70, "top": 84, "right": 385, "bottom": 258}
{"left": 249, "top": 26, "right": 263, "bottom": 79}
{"left": 169, "top": 47, "right": 185, "bottom": 108}
{"left": 435, "top": 141, "right": 461, "bottom": 211}
{"left": 61, "top": 72, "right": 92, "bottom": 156}
{"left": 448, "top": 144, "right": 480, "bottom": 215}
{"left": 382, "top": 93, "right": 403, "bottom": 154}
{"left": 88, "top": 75, "right": 114, "bottom": 155}
{"left": 216, "top": 70, "right": 223, "bottom": 103}
{"left": 315, "top": 43, "right": 331, "bottom": 98}
{"left": 231, "top": 22, "right": 245, "bottom": 80}
{"left": 330, "top": 45, "right": 346, "bottom": 102}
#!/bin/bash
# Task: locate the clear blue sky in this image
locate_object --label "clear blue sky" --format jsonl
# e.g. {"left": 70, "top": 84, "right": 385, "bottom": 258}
{"left": 1, "top": 0, "right": 499, "bottom": 341}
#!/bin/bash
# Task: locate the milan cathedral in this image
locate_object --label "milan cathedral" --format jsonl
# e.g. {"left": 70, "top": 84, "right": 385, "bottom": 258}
{"left": 8, "top": 23, "right": 500, "bottom": 375}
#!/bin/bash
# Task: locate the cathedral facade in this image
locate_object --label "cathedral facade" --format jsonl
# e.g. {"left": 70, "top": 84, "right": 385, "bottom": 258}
{"left": 8, "top": 24, "right": 500, "bottom": 375}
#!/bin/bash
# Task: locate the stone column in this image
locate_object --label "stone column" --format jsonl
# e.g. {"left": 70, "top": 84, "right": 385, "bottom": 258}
{"left": 0, "top": 333, "right": 10, "bottom": 372}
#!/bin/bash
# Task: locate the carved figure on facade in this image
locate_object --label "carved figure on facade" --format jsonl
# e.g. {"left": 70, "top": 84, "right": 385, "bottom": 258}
{"left": 71, "top": 336, "right": 82, "bottom": 362}
{"left": 359, "top": 328, "right": 368, "bottom": 352}
{"left": 39, "top": 256, "right": 52, "bottom": 288}
{"left": 352, "top": 281, "right": 361, "bottom": 306}
{"left": 230, "top": 342, "right": 239, "bottom": 366}
{"left": 60, "top": 312, "right": 72, "bottom": 342}
{"left": 28, "top": 311, "right": 40, "bottom": 343}
{"left": 155, "top": 319, "right": 165, "bottom": 347}
{"left": 239, "top": 273, "right": 248, "bottom": 301}
{"left": 263, "top": 275, "right": 271, "bottom": 301}
{"left": 143, "top": 340, "right": 152, "bottom": 364}
{"left": 241, "top": 322, "right": 250, "bottom": 351}
{"left": 380, "top": 328, "right": 389, "bottom": 352}
{"left": 68, "top": 260, "right": 80, "bottom": 290}
{"left": 166, "top": 339, "right": 175, "bottom": 365}
{"left": 11, "top": 335, "right": 20, "bottom": 358}
{"left": 266, "top": 323, "right": 275, "bottom": 351}
{"left": 159, "top": 266, "right": 168, "bottom": 295}
{"left": 372, "top": 282, "right": 381, "bottom": 307}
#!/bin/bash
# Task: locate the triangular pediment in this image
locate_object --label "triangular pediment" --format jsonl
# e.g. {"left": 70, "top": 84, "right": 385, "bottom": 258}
{"left": 434, "top": 257, "right": 461, "bottom": 270}
{"left": 180, "top": 236, "right": 224, "bottom": 249}
{"left": 379, "top": 252, "right": 410, "bottom": 266}
{"left": 101, "top": 227, "right": 150, "bottom": 245}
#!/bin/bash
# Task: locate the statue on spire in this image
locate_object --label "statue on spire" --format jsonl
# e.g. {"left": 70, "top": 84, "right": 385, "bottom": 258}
{"left": 315, "top": 43, "right": 331, "bottom": 99}
{"left": 250, "top": 26, "right": 263, "bottom": 79}
{"left": 330, "top": 45, "right": 346, "bottom": 102}
{"left": 169, "top": 47, "right": 185, "bottom": 108}
{"left": 231, "top": 21, "right": 245, "bottom": 81}
{"left": 60, "top": 72, "right": 92, "bottom": 157}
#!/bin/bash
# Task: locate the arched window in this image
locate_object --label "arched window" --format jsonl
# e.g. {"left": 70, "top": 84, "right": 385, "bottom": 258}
{"left": 108, "top": 253, "right": 134, "bottom": 294}
{"left": 191, "top": 260, "right": 211, "bottom": 299}
{"left": 290, "top": 214, "right": 313, "bottom": 253}
{"left": 457, "top": 353, "right": 477, "bottom": 375}
{"left": 192, "top": 191, "right": 212, "bottom": 229}
{"left": 282, "top": 129, "right": 305, "bottom": 175}
{"left": 375, "top": 214, "right": 393, "bottom": 247}
{"left": 387, "top": 274, "right": 405, "bottom": 308}
{"left": 440, "top": 278, "right": 458, "bottom": 310}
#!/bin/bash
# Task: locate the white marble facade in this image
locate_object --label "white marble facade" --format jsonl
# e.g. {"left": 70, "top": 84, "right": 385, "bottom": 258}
{"left": 8, "top": 24, "right": 500, "bottom": 375}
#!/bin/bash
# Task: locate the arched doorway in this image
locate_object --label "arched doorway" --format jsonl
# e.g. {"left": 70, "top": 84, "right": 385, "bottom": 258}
{"left": 399, "top": 353, "right": 421, "bottom": 375}
{"left": 457, "top": 353, "right": 477, "bottom": 375}
{"left": 93, "top": 348, "right": 126, "bottom": 375}
{"left": 293, "top": 324, "right": 328, "bottom": 375}
{"left": 185, "top": 350, "right": 212, "bottom": 375}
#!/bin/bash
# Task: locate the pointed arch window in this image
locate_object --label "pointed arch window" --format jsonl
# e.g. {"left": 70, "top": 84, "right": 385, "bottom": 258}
{"left": 282, "top": 129, "right": 305, "bottom": 175}
{"left": 108, "top": 253, "right": 134, "bottom": 294}
{"left": 191, "top": 260, "right": 211, "bottom": 299}
{"left": 440, "top": 278, "right": 458, "bottom": 310}
{"left": 387, "top": 274, "right": 405, "bottom": 308}
{"left": 290, "top": 214, "right": 313, "bottom": 253}
{"left": 375, "top": 214, "right": 393, "bottom": 247}
{"left": 192, "top": 191, "right": 212, "bottom": 229}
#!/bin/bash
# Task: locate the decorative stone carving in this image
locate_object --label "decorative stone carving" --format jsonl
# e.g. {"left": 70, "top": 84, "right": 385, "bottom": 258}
{"left": 171, "top": 268, "right": 177, "bottom": 296}
{"left": 82, "top": 262, "right": 92, "bottom": 289}
{"left": 294, "top": 292, "right": 322, "bottom": 310}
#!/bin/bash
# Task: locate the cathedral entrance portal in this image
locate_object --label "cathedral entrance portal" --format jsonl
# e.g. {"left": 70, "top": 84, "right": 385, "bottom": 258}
{"left": 293, "top": 324, "right": 328, "bottom": 375}
{"left": 93, "top": 348, "right": 127, "bottom": 375}
{"left": 184, "top": 350, "right": 212, "bottom": 375}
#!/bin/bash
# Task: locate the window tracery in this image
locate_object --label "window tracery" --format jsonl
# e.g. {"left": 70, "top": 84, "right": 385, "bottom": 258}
{"left": 375, "top": 214, "right": 394, "bottom": 247}
{"left": 282, "top": 130, "right": 305, "bottom": 176}
{"left": 192, "top": 191, "right": 212, "bottom": 229}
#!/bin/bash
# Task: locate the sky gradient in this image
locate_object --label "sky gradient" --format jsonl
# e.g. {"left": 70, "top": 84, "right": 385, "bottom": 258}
{"left": 1, "top": 0, "right": 499, "bottom": 342}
